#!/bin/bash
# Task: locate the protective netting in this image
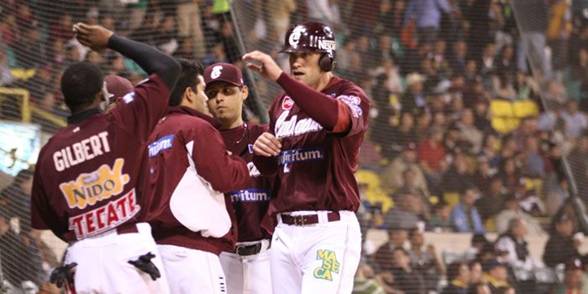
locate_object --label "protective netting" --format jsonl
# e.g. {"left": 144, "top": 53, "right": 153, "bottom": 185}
{"left": 0, "top": 0, "right": 586, "bottom": 292}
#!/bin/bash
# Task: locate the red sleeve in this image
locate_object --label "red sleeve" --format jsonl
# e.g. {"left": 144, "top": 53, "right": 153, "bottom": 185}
{"left": 189, "top": 122, "right": 251, "bottom": 192}
{"left": 30, "top": 156, "right": 62, "bottom": 237}
{"left": 252, "top": 97, "right": 280, "bottom": 175}
{"left": 110, "top": 74, "right": 170, "bottom": 141}
{"left": 276, "top": 73, "right": 369, "bottom": 136}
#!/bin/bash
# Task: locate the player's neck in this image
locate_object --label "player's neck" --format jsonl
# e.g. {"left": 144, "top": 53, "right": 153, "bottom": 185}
{"left": 222, "top": 118, "right": 244, "bottom": 130}
{"left": 314, "top": 72, "right": 334, "bottom": 92}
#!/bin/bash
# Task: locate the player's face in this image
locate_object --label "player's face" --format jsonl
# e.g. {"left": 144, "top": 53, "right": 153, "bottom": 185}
{"left": 289, "top": 52, "right": 323, "bottom": 89}
{"left": 206, "top": 82, "right": 247, "bottom": 128}
{"left": 189, "top": 75, "right": 210, "bottom": 115}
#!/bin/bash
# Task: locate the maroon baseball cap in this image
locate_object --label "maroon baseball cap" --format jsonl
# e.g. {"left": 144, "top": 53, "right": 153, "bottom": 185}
{"left": 203, "top": 63, "right": 244, "bottom": 91}
{"left": 104, "top": 75, "right": 133, "bottom": 103}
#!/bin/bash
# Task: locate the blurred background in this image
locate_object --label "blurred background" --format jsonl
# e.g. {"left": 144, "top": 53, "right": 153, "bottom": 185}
{"left": 1, "top": 0, "right": 588, "bottom": 293}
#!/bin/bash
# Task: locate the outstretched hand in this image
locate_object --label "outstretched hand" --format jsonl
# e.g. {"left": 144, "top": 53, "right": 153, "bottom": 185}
{"left": 242, "top": 50, "right": 283, "bottom": 81}
{"left": 73, "top": 23, "right": 113, "bottom": 51}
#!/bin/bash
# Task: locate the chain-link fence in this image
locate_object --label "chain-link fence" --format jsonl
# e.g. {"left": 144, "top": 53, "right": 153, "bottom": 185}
{"left": 0, "top": 0, "right": 587, "bottom": 293}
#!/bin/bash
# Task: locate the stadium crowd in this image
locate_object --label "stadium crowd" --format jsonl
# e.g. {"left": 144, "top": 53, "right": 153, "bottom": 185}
{"left": 0, "top": 0, "right": 588, "bottom": 293}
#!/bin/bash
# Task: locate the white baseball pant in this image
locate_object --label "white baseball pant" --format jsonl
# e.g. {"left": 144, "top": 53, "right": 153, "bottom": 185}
{"left": 63, "top": 222, "right": 170, "bottom": 294}
{"left": 220, "top": 239, "right": 272, "bottom": 294}
{"left": 270, "top": 211, "right": 362, "bottom": 294}
{"left": 157, "top": 244, "right": 227, "bottom": 294}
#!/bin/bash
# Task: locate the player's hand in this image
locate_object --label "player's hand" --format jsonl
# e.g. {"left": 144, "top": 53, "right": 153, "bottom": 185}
{"left": 242, "top": 50, "right": 283, "bottom": 81}
{"left": 73, "top": 23, "right": 113, "bottom": 51}
{"left": 253, "top": 132, "right": 282, "bottom": 157}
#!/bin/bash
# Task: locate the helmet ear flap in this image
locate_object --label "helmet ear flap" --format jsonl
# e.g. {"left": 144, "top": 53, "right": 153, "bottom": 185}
{"left": 319, "top": 53, "right": 334, "bottom": 72}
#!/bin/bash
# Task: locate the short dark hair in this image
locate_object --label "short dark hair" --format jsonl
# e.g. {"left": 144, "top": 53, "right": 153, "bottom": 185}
{"left": 61, "top": 62, "right": 104, "bottom": 112}
{"left": 447, "top": 261, "right": 466, "bottom": 281}
{"left": 169, "top": 58, "right": 204, "bottom": 107}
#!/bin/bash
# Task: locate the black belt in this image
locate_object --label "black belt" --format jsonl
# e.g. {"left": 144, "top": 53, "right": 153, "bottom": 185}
{"left": 280, "top": 211, "right": 340, "bottom": 226}
{"left": 235, "top": 241, "right": 269, "bottom": 256}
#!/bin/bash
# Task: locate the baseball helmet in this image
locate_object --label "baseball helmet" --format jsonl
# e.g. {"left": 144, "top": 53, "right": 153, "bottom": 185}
{"left": 282, "top": 22, "right": 336, "bottom": 72}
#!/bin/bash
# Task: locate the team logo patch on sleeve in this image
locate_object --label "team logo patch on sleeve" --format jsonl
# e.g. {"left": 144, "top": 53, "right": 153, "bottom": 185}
{"left": 313, "top": 249, "right": 340, "bottom": 281}
{"left": 282, "top": 96, "right": 294, "bottom": 110}
{"left": 148, "top": 135, "right": 174, "bottom": 157}
{"left": 337, "top": 95, "right": 362, "bottom": 118}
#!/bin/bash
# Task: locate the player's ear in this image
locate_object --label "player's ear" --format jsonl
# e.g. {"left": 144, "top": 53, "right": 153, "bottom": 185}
{"left": 241, "top": 85, "right": 248, "bottom": 101}
{"left": 183, "top": 87, "right": 193, "bottom": 103}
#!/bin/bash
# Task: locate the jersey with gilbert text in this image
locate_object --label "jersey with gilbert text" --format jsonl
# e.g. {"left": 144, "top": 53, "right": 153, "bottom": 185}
{"left": 266, "top": 75, "right": 369, "bottom": 215}
{"left": 31, "top": 75, "right": 169, "bottom": 242}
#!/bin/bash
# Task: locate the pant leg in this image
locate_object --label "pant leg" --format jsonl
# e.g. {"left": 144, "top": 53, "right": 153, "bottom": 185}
{"left": 66, "top": 223, "right": 170, "bottom": 294}
{"left": 270, "top": 226, "right": 302, "bottom": 294}
{"left": 159, "top": 245, "right": 226, "bottom": 294}
{"left": 244, "top": 248, "right": 273, "bottom": 294}
{"left": 299, "top": 213, "right": 362, "bottom": 294}
{"left": 220, "top": 252, "right": 244, "bottom": 294}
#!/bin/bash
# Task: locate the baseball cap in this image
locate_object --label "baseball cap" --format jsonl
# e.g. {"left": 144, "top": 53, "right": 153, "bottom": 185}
{"left": 104, "top": 75, "right": 133, "bottom": 103}
{"left": 203, "top": 63, "right": 244, "bottom": 92}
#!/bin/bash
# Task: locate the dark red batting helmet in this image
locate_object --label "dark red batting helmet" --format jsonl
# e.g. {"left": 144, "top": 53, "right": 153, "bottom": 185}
{"left": 282, "top": 22, "right": 336, "bottom": 71}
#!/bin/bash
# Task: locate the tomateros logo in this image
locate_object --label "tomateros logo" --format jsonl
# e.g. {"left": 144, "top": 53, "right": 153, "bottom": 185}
{"left": 59, "top": 159, "right": 130, "bottom": 209}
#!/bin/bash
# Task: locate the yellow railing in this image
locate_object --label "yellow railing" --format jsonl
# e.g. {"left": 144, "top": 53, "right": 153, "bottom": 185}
{"left": 0, "top": 87, "right": 66, "bottom": 127}
{"left": 0, "top": 87, "right": 31, "bottom": 122}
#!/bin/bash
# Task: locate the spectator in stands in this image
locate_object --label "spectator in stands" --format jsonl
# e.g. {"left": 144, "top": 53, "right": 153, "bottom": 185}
{"left": 396, "top": 168, "right": 430, "bottom": 211}
{"left": 418, "top": 126, "right": 446, "bottom": 184}
{"left": 16, "top": 23, "right": 46, "bottom": 68}
{"left": 176, "top": 0, "right": 206, "bottom": 58}
{"left": 404, "top": 0, "right": 453, "bottom": 45}
{"left": 494, "top": 218, "right": 538, "bottom": 273}
{"left": 521, "top": 136, "right": 546, "bottom": 178}
{"left": 0, "top": 168, "right": 33, "bottom": 224}
{"left": 382, "top": 142, "right": 428, "bottom": 194}
{"left": 0, "top": 46, "right": 13, "bottom": 86}
{"left": 0, "top": 204, "right": 43, "bottom": 291}
{"left": 373, "top": 225, "right": 412, "bottom": 272}
{"left": 441, "top": 152, "right": 476, "bottom": 194}
{"left": 154, "top": 14, "right": 179, "bottom": 55}
{"left": 401, "top": 73, "right": 427, "bottom": 113}
{"left": 390, "top": 112, "right": 418, "bottom": 157}
{"left": 408, "top": 227, "right": 444, "bottom": 292}
{"left": 543, "top": 213, "right": 581, "bottom": 268}
{"left": 391, "top": 247, "right": 427, "bottom": 294}
{"left": 353, "top": 263, "right": 387, "bottom": 294}
{"left": 568, "top": 134, "right": 588, "bottom": 199}
{"left": 441, "top": 261, "right": 470, "bottom": 294}
{"left": 562, "top": 99, "right": 588, "bottom": 139}
{"left": 494, "top": 193, "right": 544, "bottom": 235}
{"left": 428, "top": 202, "right": 452, "bottom": 232}
{"left": 456, "top": 108, "right": 484, "bottom": 153}
{"left": 475, "top": 176, "right": 506, "bottom": 222}
{"left": 554, "top": 258, "right": 584, "bottom": 294}
{"left": 497, "top": 157, "right": 520, "bottom": 193}
{"left": 450, "top": 186, "right": 485, "bottom": 233}
{"left": 483, "top": 259, "right": 512, "bottom": 293}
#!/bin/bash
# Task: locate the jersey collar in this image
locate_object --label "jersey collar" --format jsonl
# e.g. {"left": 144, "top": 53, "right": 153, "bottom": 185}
{"left": 67, "top": 107, "right": 102, "bottom": 125}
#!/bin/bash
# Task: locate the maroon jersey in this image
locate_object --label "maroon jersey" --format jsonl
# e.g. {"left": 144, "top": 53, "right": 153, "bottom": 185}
{"left": 262, "top": 76, "right": 369, "bottom": 215}
{"left": 31, "top": 75, "right": 169, "bottom": 242}
{"left": 144, "top": 106, "right": 251, "bottom": 255}
{"left": 220, "top": 123, "right": 273, "bottom": 242}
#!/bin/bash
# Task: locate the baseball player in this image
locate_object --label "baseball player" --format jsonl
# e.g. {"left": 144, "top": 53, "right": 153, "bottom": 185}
{"left": 144, "top": 59, "right": 252, "bottom": 294}
{"left": 204, "top": 62, "right": 274, "bottom": 294}
{"left": 243, "top": 21, "right": 370, "bottom": 293}
{"left": 30, "top": 23, "right": 180, "bottom": 293}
